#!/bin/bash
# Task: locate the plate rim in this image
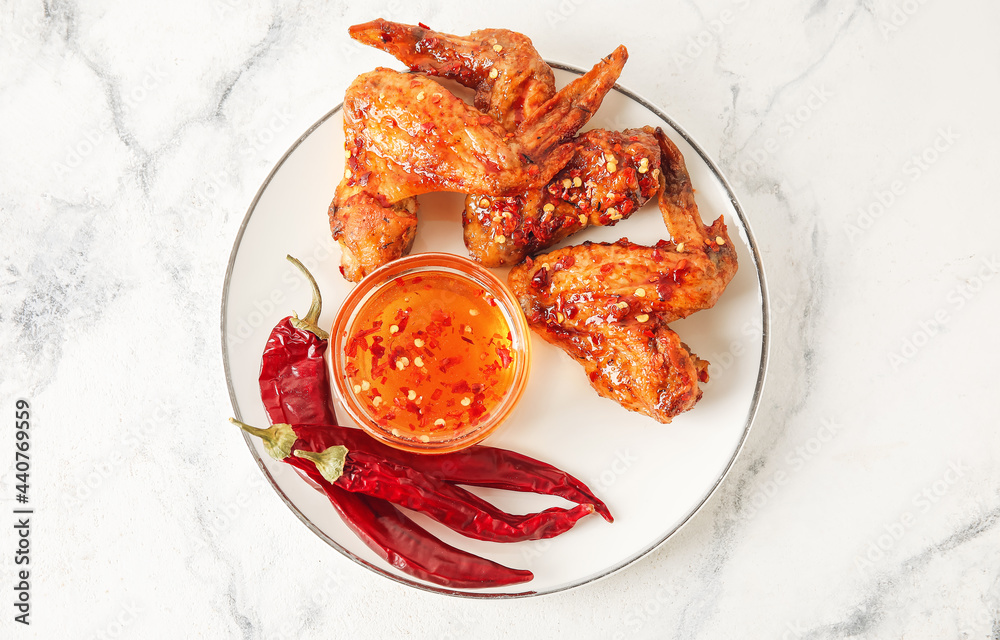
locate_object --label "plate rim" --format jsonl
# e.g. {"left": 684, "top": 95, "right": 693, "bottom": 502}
{"left": 220, "top": 61, "right": 770, "bottom": 599}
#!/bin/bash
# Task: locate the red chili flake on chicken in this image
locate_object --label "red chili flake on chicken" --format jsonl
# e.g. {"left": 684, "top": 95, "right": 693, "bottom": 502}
{"left": 552, "top": 255, "right": 575, "bottom": 272}
{"left": 530, "top": 265, "right": 551, "bottom": 290}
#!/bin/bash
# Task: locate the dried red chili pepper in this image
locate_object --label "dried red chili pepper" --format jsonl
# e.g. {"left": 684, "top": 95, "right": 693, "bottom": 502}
{"left": 394, "top": 446, "right": 614, "bottom": 523}
{"left": 249, "top": 257, "right": 531, "bottom": 587}
{"left": 236, "top": 421, "right": 533, "bottom": 587}
{"left": 297, "top": 447, "right": 595, "bottom": 542}
{"left": 243, "top": 415, "right": 612, "bottom": 523}
{"left": 235, "top": 420, "right": 598, "bottom": 543}
{"left": 284, "top": 450, "right": 532, "bottom": 588}
{"left": 246, "top": 419, "right": 611, "bottom": 519}
{"left": 258, "top": 256, "right": 336, "bottom": 426}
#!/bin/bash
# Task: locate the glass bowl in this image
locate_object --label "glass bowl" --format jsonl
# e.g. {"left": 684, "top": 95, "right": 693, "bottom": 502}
{"left": 330, "top": 253, "right": 531, "bottom": 454}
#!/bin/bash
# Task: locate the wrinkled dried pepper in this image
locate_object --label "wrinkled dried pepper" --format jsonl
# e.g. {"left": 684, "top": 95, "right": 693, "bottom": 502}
{"left": 258, "top": 255, "right": 336, "bottom": 426}
{"left": 235, "top": 420, "right": 597, "bottom": 542}
{"left": 383, "top": 444, "right": 614, "bottom": 523}
{"left": 282, "top": 442, "right": 532, "bottom": 588}
{"left": 246, "top": 418, "right": 613, "bottom": 523}
{"left": 249, "top": 256, "right": 533, "bottom": 587}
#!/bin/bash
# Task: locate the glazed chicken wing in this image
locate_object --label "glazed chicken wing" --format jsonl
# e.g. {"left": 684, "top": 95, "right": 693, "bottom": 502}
{"left": 464, "top": 127, "right": 662, "bottom": 267}
{"left": 518, "top": 312, "right": 708, "bottom": 422}
{"left": 330, "top": 46, "right": 628, "bottom": 281}
{"left": 349, "top": 19, "right": 555, "bottom": 131}
{"left": 508, "top": 129, "right": 738, "bottom": 423}
{"left": 345, "top": 19, "right": 661, "bottom": 269}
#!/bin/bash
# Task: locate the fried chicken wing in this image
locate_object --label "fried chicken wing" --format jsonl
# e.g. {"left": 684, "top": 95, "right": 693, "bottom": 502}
{"left": 330, "top": 45, "right": 628, "bottom": 281}
{"left": 345, "top": 20, "right": 654, "bottom": 270}
{"left": 349, "top": 19, "right": 556, "bottom": 131}
{"left": 464, "top": 127, "right": 662, "bottom": 266}
{"left": 508, "top": 129, "right": 738, "bottom": 423}
{"left": 519, "top": 312, "right": 707, "bottom": 422}
{"left": 338, "top": 70, "right": 559, "bottom": 201}
{"left": 331, "top": 69, "right": 533, "bottom": 281}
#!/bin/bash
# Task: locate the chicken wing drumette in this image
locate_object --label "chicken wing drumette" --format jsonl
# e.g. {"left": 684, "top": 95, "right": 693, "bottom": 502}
{"left": 329, "top": 42, "right": 628, "bottom": 281}
{"left": 508, "top": 130, "right": 738, "bottom": 423}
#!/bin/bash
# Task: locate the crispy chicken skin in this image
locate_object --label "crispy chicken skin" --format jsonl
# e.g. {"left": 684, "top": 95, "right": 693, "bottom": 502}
{"left": 339, "top": 70, "right": 555, "bottom": 200}
{"left": 522, "top": 314, "right": 708, "bottom": 423}
{"left": 349, "top": 19, "right": 555, "bottom": 131}
{"left": 329, "top": 46, "right": 628, "bottom": 281}
{"left": 464, "top": 127, "right": 662, "bottom": 267}
{"left": 329, "top": 192, "right": 418, "bottom": 284}
{"left": 508, "top": 130, "right": 738, "bottom": 423}
{"left": 344, "top": 19, "right": 661, "bottom": 270}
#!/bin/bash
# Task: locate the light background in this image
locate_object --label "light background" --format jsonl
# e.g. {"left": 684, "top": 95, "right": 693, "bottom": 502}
{"left": 1, "top": 0, "right": 998, "bottom": 638}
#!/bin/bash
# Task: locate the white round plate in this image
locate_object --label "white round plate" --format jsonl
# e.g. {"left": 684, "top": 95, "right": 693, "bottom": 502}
{"left": 222, "top": 65, "right": 768, "bottom": 598}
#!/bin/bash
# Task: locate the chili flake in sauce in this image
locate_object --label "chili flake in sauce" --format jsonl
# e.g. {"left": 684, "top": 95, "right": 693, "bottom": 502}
{"left": 343, "top": 271, "right": 518, "bottom": 441}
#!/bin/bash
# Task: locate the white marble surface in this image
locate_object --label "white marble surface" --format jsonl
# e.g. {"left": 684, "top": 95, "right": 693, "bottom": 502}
{"left": 2, "top": 0, "right": 999, "bottom": 638}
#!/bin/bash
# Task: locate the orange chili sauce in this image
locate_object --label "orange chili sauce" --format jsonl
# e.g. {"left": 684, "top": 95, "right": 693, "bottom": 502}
{"left": 342, "top": 271, "right": 518, "bottom": 442}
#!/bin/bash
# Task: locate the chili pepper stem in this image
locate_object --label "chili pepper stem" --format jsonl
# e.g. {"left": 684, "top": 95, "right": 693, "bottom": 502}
{"left": 230, "top": 418, "right": 296, "bottom": 461}
{"left": 294, "top": 446, "right": 349, "bottom": 484}
{"left": 286, "top": 255, "right": 330, "bottom": 340}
